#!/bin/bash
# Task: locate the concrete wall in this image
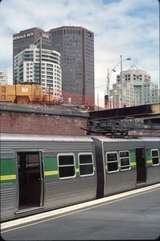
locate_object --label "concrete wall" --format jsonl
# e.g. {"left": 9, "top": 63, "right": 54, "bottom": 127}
{"left": 0, "top": 103, "right": 89, "bottom": 136}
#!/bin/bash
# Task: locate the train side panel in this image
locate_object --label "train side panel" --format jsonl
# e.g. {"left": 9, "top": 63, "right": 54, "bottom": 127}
{"left": 1, "top": 135, "right": 159, "bottom": 222}
{"left": 100, "top": 138, "right": 160, "bottom": 197}
{"left": 0, "top": 150, "right": 17, "bottom": 221}
{"left": 42, "top": 141, "right": 96, "bottom": 209}
{"left": 102, "top": 140, "right": 141, "bottom": 196}
{"left": 145, "top": 141, "right": 160, "bottom": 185}
{"left": 0, "top": 137, "right": 97, "bottom": 221}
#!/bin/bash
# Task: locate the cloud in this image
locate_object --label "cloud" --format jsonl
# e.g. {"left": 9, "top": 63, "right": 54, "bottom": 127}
{"left": 0, "top": 0, "right": 159, "bottom": 97}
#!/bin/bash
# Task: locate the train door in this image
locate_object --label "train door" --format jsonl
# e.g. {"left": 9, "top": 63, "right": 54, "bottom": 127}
{"left": 17, "top": 152, "right": 43, "bottom": 210}
{"left": 92, "top": 138, "right": 104, "bottom": 198}
{"left": 136, "top": 148, "right": 146, "bottom": 184}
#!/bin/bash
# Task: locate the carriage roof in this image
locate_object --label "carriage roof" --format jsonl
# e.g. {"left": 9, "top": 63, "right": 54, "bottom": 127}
{"left": 1, "top": 133, "right": 159, "bottom": 143}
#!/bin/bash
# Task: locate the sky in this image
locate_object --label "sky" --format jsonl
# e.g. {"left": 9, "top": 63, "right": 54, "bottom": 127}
{"left": 0, "top": 0, "right": 159, "bottom": 105}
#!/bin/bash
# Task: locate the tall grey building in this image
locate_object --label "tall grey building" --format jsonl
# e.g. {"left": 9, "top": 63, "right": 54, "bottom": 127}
{"left": 49, "top": 26, "right": 95, "bottom": 106}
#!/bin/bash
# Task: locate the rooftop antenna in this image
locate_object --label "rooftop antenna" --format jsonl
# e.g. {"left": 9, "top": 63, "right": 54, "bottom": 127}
{"left": 104, "top": 68, "right": 110, "bottom": 109}
{"left": 106, "top": 68, "right": 110, "bottom": 96}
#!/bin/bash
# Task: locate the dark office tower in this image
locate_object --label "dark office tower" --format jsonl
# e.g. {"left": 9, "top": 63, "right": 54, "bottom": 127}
{"left": 13, "top": 27, "right": 52, "bottom": 83}
{"left": 49, "top": 26, "right": 95, "bottom": 107}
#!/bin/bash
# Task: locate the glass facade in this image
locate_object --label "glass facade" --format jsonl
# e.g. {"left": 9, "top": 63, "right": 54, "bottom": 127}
{"left": 49, "top": 26, "right": 95, "bottom": 106}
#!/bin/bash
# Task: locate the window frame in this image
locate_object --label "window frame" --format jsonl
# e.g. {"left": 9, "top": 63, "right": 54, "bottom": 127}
{"left": 57, "top": 153, "right": 76, "bottom": 179}
{"left": 119, "top": 150, "right": 131, "bottom": 171}
{"left": 151, "top": 149, "right": 160, "bottom": 166}
{"left": 78, "top": 152, "right": 94, "bottom": 177}
{"left": 106, "top": 151, "right": 119, "bottom": 173}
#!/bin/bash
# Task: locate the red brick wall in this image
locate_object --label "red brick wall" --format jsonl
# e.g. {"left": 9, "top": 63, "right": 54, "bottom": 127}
{"left": 0, "top": 112, "right": 88, "bottom": 136}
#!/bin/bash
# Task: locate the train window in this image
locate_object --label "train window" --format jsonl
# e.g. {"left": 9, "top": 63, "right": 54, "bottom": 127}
{"left": 151, "top": 149, "right": 160, "bottom": 166}
{"left": 58, "top": 153, "right": 76, "bottom": 179}
{"left": 78, "top": 153, "right": 94, "bottom": 177}
{"left": 119, "top": 151, "right": 131, "bottom": 171}
{"left": 106, "top": 152, "right": 119, "bottom": 173}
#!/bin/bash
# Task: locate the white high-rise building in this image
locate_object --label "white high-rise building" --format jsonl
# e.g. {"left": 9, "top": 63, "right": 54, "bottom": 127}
{"left": 0, "top": 70, "right": 9, "bottom": 84}
{"left": 150, "top": 82, "right": 160, "bottom": 104}
{"left": 109, "top": 68, "right": 159, "bottom": 108}
{"left": 14, "top": 44, "right": 62, "bottom": 97}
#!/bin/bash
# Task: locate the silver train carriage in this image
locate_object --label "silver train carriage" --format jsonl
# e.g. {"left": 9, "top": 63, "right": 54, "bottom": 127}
{"left": 0, "top": 133, "right": 160, "bottom": 221}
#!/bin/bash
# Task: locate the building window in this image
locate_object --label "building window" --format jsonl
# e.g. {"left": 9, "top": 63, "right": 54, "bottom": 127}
{"left": 151, "top": 149, "right": 159, "bottom": 166}
{"left": 58, "top": 153, "right": 75, "bottom": 179}
{"left": 106, "top": 152, "right": 119, "bottom": 173}
{"left": 119, "top": 151, "right": 130, "bottom": 171}
{"left": 78, "top": 153, "right": 94, "bottom": 177}
{"left": 1, "top": 87, "right": 6, "bottom": 92}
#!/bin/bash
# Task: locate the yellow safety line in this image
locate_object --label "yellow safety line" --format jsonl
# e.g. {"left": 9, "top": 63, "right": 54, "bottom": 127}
{"left": 130, "top": 160, "right": 153, "bottom": 166}
{"left": 44, "top": 170, "right": 58, "bottom": 176}
{"left": 130, "top": 161, "right": 136, "bottom": 167}
{"left": 146, "top": 160, "right": 152, "bottom": 164}
{"left": 0, "top": 175, "right": 16, "bottom": 181}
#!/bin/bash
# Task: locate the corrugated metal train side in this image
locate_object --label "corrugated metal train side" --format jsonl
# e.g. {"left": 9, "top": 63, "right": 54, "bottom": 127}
{"left": 0, "top": 134, "right": 160, "bottom": 222}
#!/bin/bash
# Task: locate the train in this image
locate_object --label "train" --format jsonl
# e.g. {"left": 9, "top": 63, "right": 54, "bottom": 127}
{"left": 0, "top": 83, "right": 63, "bottom": 105}
{"left": 0, "top": 133, "right": 160, "bottom": 222}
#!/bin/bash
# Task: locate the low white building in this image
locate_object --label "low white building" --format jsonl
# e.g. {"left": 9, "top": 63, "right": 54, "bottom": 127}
{"left": 109, "top": 68, "right": 159, "bottom": 108}
{"left": 14, "top": 44, "right": 62, "bottom": 98}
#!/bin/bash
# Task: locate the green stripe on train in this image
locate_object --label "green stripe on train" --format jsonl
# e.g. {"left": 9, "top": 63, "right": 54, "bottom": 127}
{"left": 0, "top": 158, "right": 16, "bottom": 174}
{"left": 44, "top": 156, "right": 58, "bottom": 180}
{"left": 0, "top": 159, "right": 16, "bottom": 183}
{"left": 130, "top": 149, "right": 136, "bottom": 168}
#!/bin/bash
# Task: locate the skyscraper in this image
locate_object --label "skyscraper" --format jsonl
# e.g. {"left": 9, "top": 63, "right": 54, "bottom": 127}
{"left": 109, "top": 68, "right": 159, "bottom": 108}
{"left": 49, "top": 26, "right": 95, "bottom": 106}
{"left": 13, "top": 26, "right": 95, "bottom": 107}
{"left": 14, "top": 44, "right": 62, "bottom": 98}
{"left": 13, "top": 27, "right": 51, "bottom": 83}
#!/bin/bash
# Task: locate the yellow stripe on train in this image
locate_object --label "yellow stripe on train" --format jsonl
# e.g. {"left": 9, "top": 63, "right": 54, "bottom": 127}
{"left": 44, "top": 170, "right": 58, "bottom": 176}
{"left": 130, "top": 161, "right": 136, "bottom": 167}
{"left": 130, "top": 160, "right": 153, "bottom": 167}
{"left": 0, "top": 175, "right": 16, "bottom": 181}
{"left": 146, "top": 160, "right": 152, "bottom": 164}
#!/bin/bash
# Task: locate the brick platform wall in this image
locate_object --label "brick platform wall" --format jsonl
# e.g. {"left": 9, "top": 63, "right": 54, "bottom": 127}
{"left": 0, "top": 112, "right": 88, "bottom": 136}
